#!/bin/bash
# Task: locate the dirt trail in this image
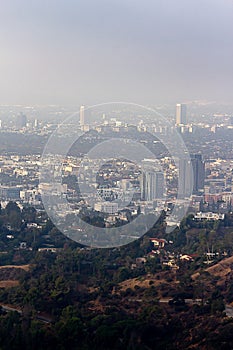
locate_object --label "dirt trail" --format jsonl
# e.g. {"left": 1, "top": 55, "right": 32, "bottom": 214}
{"left": 0, "top": 280, "right": 19, "bottom": 288}
{"left": 0, "top": 265, "right": 30, "bottom": 271}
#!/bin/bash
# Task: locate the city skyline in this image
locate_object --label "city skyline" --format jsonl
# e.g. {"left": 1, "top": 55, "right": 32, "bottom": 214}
{"left": 0, "top": 2, "right": 233, "bottom": 347}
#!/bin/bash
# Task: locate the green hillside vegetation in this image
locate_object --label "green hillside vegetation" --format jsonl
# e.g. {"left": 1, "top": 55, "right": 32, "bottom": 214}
{"left": 0, "top": 204, "right": 233, "bottom": 348}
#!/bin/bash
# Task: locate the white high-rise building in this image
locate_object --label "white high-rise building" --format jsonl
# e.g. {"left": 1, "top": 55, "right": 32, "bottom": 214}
{"left": 179, "top": 154, "right": 204, "bottom": 197}
{"left": 176, "top": 103, "right": 187, "bottom": 125}
{"left": 141, "top": 169, "right": 164, "bottom": 201}
{"left": 179, "top": 159, "right": 193, "bottom": 197}
{"left": 80, "top": 105, "right": 85, "bottom": 126}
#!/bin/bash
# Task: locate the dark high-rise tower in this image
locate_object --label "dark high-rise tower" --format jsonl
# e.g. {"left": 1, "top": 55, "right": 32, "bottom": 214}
{"left": 190, "top": 154, "right": 205, "bottom": 195}
{"left": 16, "top": 113, "right": 27, "bottom": 129}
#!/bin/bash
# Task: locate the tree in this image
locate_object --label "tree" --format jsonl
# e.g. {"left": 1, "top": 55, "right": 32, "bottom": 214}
{"left": 210, "top": 290, "right": 225, "bottom": 314}
{"left": 55, "top": 307, "right": 85, "bottom": 348}
{"left": 22, "top": 206, "right": 36, "bottom": 223}
{"left": 5, "top": 201, "right": 22, "bottom": 230}
{"left": 5, "top": 201, "right": 21, "bottom": 216}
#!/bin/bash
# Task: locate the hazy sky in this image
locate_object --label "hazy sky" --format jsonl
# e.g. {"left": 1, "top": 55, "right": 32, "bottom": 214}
{"left": 0, "top": 0, "right": 233, "bottom": 106}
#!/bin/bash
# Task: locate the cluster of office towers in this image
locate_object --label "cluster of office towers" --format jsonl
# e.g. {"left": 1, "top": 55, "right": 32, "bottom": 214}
{"left": 79, "top": 104, "right": 205, "bottom": 201}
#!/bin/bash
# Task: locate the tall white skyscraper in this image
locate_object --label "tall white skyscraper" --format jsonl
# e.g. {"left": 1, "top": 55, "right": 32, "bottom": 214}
{"left": 179, "top": 154, "right": 204, "bottom": 197}
{"left": 141, "top": 169, "right": 164, "bottom": 201}
{"left": 179, "top": 159, "right": 193, "bottom": 197}
{"left": 176, "top": 103, "right": 187, "bottom": 125}
{"left": 80, "top": 105, "right": 85, "bottom": 127}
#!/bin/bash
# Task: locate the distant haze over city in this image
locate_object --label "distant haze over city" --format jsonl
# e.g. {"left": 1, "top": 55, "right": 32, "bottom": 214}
{"left": 0, "top": 0, "right": 233, "bottom": 105}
